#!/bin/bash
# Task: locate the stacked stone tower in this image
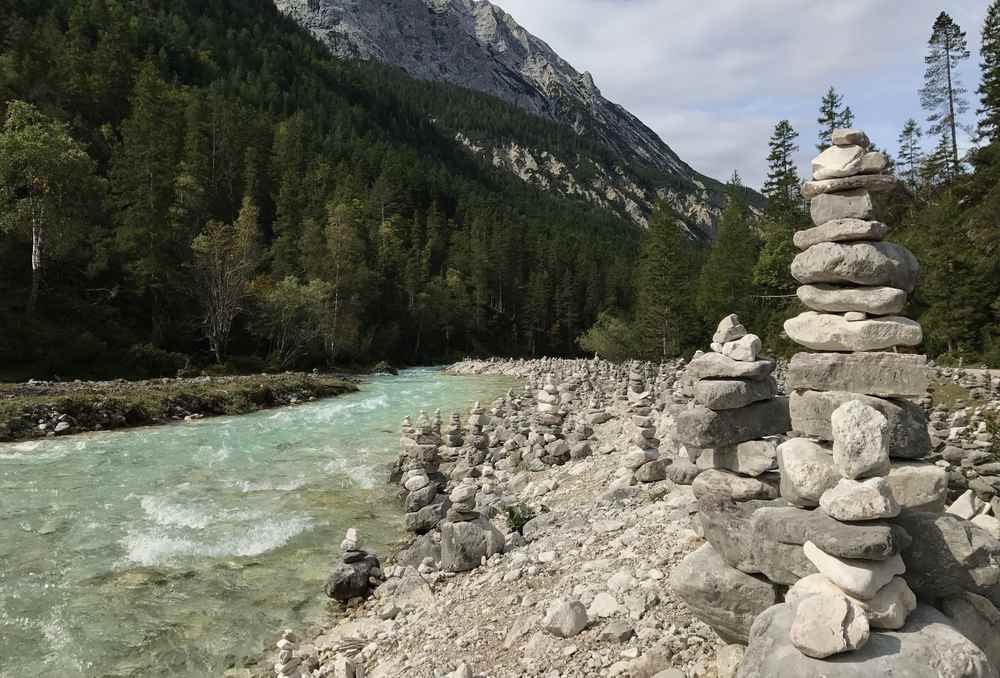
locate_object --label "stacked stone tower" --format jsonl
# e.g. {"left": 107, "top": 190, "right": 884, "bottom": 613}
{"left": 672, "top": 128, "right": 1000, "bottom": 677}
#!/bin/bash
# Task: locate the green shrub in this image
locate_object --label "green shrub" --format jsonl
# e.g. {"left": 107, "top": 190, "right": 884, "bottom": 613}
{"left": 505, "top": 503, "right": 536, "bottom": 534}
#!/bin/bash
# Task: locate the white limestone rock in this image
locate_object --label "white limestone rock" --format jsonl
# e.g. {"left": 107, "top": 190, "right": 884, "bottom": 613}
{"left": 793, "top": 219, "right": 889, "bottom": 250}
{"left": 787, "top": 574, "right": 917, "bottom": 630}
{"left": 713, "top": 314, "right": 747, "bottom": 344}
{"left": 790, "top": 592, "right": 870, "bottom": 658}
{"left": 784, "top": 312, "right": 922, "bottom": 352}
{"left": 831, "top": 399, "right": 891, "bottom": 479}
{"left": 803, "top": 541, "right": 906, "bottom": 600}
{"left": 777, "top": 438, "right": 840, "bottom": 508}
{"left": 720, "top": 334, "right": 761, "bottom": 362}
{"left": 820, "top": 478, "right": 900, "bottom": 521}
{"left": 796, "top": 283, "right": 906, "bottom": 316}
{"left": 832, "top": 128, "right": 870, "bottom": 148}
{"left": 791, "top": 241, "right": 920, "bottom": 292}
{"left": 812, "top": 144, "right": 865, "bottom": 180}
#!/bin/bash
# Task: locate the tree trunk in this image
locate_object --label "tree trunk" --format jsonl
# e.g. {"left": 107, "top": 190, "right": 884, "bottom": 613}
{"left": 27, "top": 221, "right": 43, "bottom": 315}
{"left": 945, "top": 44, "right": 959, "bottom": 172}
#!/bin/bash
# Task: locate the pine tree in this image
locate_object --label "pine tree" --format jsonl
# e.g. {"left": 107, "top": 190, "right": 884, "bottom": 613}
{"left": 920, "top": 12, "right": 970, "bottom": 175}
{"left": 897, "top": 119, "right": 924, "bottom": 190}
{"left": 816, "top": 87, "right": 854, "bottom": 150}
{"left": 696, "top": 176, "right": 760, "bottom": 328}
{"left": 762, "top": 120, "right": 803, "bottom": 219}
{"left": 978, "top": 0, "right": 1000, "bottom": 144}
{"left": 635, "top": 205, "right": 701, "bottom": 359}
{"left": 921, "top": 131, "right": 954, "bottom": 187}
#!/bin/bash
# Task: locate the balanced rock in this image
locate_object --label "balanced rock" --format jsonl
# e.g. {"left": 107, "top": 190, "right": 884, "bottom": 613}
{"left": 819, "top": 478, "right": 900, "bottom": 521}
{"left": 675, "top": 398, "right": 790, "bottom": 448}
{"left": 796, "top": 283, "right": 905, "bottom": 315}
{"left": 693, "top": 377, "right": 777, "bottom": 410}
{"left": 685, "top": 352, "right": 775, "bottom": 381}
{"left": 786, "top": 351, "right": 929, "bottom": 398}
{"left": 787, "top": 574, "right": 916, "bottom": 630}
{"left": 812, "top": 144, "right": 865, "bottom": 180}
{"left": 737, "top": 603, "right": 996, "bottom": 678}
{"left": 791, "top": 241, "right": 919, "bottom": 292}
{"left": 790, "top": 390, "right": 930, "bottom": 460}
{"left": 886, "top": 462, "right": 948, "bottom": 512}
{"left": 810, "top": 188, "right": 874, "bottom": 224}
{"left": 696, "top": 438, "right": 780, "bottom": 477}
{"left": 832, "top": 128, "right": 870, "bottom": 147}
{"left": 692, "top": 469, "right": 780, "bottom": 502}
{"left": 789, "top": 592, "right": 870, "bottom": 658}
{"left": 777, "top": 438, "right": 839, "bottom": 508}
{"left": 793, "top": 219, "right": 889, "bottom": 251}
{"left": 801, "top": 174, "right": 896, "bottom": 199}
{"left": 784, "top": 312, "right": 922, "bottom": 351}
{"left": 803, "top": 541, "right": 905, "bottom": 600}
{"left": 751, "top": 505, "right": 910, "bottom": 560}
{"left": 713, "top": 314, "right": 747, "bottom": 344}
{"left": 720, "top": 334, "right": 761, "bottom": 362}
{"left": 669, "top": 543, "right": 778, "bottom": 644}
{"left": 831, "top": 400, "right": 891, "bottom": 479}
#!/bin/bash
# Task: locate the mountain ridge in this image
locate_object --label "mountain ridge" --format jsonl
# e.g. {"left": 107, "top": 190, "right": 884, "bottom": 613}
{"left": 274, "top": 0, "right": 756, "bottom": 236}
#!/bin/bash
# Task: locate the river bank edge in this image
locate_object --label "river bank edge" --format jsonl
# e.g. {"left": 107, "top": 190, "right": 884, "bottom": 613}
{"left": 0, "top": 372, "right": 361, "bottom": 443}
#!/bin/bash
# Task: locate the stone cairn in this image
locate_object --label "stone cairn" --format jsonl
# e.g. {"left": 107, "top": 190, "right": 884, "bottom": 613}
{"left": 274, "top": 629, "right": 302, "bottom": 678}
{"left": 324, "top": 527, "right": 383, "bottom": 604}
{"left": 444, "top": 411, "right": 464, "bottom": 450}
{"left": 611, "top": 369, "right": 666, "bottom": 487}
{"left": 398, "top": 414, "right": 447, "bottom": 535}
{"left": 671, "top": 128, "right": 1000, "bottom": 677}
{"left": 529, "top": 373, "right": 570, "bottom": 469}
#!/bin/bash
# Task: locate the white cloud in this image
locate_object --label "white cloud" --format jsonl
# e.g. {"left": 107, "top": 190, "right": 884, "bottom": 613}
{"left": 493, "top": 0, "right": 986, "bottom": 189}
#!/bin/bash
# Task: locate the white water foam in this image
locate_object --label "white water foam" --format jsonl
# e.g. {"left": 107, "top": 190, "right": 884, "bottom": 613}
{"left": 140, "top": 495, "right": 214, "bottom": 529}
{"left": 120, "top": 515, "right": 314, "bottom": 566}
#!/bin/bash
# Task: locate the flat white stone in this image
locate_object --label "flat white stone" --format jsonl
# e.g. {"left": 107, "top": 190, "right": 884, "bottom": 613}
{"left": 803, "top": 541, "right": 905, "bottom": 600}
{"left": 812, "top": 145, "right": 866, "bottom": 181}
{"left": 790, "top": 592, "right": 870, "bottom": 658}
{"left": 787, "top": 574, "right": 916, "bottom": 630}
{"left": 784, "top": 312, "right": 922, "bottom": 352}
{"left": 820, "top": 478, "right": 900, "bottom": 521}
{"left": 796, "top": 284, "right": 906, "bottom": 316}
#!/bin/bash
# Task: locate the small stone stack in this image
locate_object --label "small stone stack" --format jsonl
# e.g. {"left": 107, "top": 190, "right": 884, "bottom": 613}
{"left": 274, "top": 629, "right": 302, "bottom": 678}
{"left": 324, "top": 528, "right": 382, "bottom": 603}
{"left": 447, "top": 477, "right": 479, "bottom": 522}
{"left": 465, "top": 402, "right": 489, "bottom": 451}
{"left": 399, "top": 415, "right": 448, "bottom": 535}
{"left": 612, "top": 388, "right": 665, "bottom": 487}
{"left": 439, "top": 477, "right": 504, "bottom": 572}
{"left": 444, "top": 412, "right": 464, "bottom": 449}
{"left": 533, "top": 373, "right": 571, "bottom": 467}
{"left": 677, "top": 314, "right": 787, "bottom": 486}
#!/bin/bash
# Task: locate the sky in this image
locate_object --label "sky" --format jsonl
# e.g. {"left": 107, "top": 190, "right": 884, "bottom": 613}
{"left": 492, "top": 0, "right": 986, "bottom": 190}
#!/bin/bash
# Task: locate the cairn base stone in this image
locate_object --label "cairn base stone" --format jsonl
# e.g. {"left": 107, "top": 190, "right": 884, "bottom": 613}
{"left": 784, "top": 311, "right": 922, "bottom": 352}
{"left": 790, "top": 389, "right": 930, "bottom": 459}
{"left": 940, "top": 592, "right": 1000, "bottom": 672}
{"left": 669, "top": 544, "right": 778, "bottom": 644}
{"left": 750, "top": 506, "right": 910, "bottom": 561}
{"left": 676, "top": 398, "right": 790, "bottom": 449}
{"left": 440, "top": 517, "right": 504, "bottom": 572}
{"left": 737, "top": 604, "right": 996, "bottom": 678}
{"left": 786, "top": 351, "right": 929, "bottom": 398}
{"left": 787, "top": 574, "right": 917, "bottom": 630}
{"left": 692, "top": 469, "right": 780, "bottom": 503}
{"left": 886, "top": 462, "right": 948, "bottom": 512}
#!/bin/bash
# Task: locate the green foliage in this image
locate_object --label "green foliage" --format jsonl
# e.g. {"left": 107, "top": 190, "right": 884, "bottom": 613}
{"left": 816, "top": 86, "right": 854, "bottom": 150}
{"left": 979, "top": 1, "right": 1000, "bottom": 144}
{"left": 504, "top": 503, "right": 536, "bottom": 534}
{"left": 897, "top": 118, "right": 924, "bottom": 190}
{"left": 762, "top": 120, "right": 803, "bottom": 220}
{"left": 920, "top": 12, "right": 970, "bottom": 175}
{"left": 576, "top": 311, "right": 640, "bottom": 362}
{"left": 634, "top": 204, "right": 702, "bottom": 359}
{"left": 696, "top": 181, "right": 760, "bottom": 329}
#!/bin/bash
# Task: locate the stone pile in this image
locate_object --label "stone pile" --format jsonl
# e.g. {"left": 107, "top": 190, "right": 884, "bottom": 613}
{"left": 324, "top": 528, "right": 383, "bottom": 604}
{"left": 611, "top": 381, "right": 665, "bottom": 487}
{"left": 704, "top": 128, "right": 1000, "bottom": 677}
{"left": 273, "top": 629, "right": 302, "bottom": 678}
{"left": 444, "top": 412, "right": 464, "bottom": 449}
{"left": 398, "top": 415, "right": 448, "bottom": 535}
{"left": 528, "top": 373, "right": 570, "bottom": 469}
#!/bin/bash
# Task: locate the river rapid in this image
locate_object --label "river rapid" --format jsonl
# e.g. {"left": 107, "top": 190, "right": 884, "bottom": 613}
{"left": 0, "top": 368, "right": 514, "bottom": 678}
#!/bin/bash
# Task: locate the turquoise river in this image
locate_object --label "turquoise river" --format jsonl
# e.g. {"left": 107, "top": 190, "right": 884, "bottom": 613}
{"left": 0, "top": 368, "right": 515, "bottom": 678}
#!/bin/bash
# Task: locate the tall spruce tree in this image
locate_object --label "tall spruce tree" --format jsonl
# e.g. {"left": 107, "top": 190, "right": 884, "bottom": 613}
{"left": 920, "top": 12, "right": 970, "bottom": 175}
{"left": 635, "top": 205, "right": 700, "bottom": 359}
{"left": 898, "top": 119, "right": 924, "bottom": 190}
{"left": 696, "top": 175, "right": 760, "bottom": 328}
{"left": 978, "top": 1, "right": 1000, "bottom": 144}
{"left": 762, "top": 120, "right": 803, "bottom": 219}
{"left": 816, "top": 87, "right": 854, "bottom": 150}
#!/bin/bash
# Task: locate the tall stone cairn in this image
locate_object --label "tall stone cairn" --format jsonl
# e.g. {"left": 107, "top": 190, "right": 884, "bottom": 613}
{"left": 672, "top": 129, "right": 1000, "bottom": 677}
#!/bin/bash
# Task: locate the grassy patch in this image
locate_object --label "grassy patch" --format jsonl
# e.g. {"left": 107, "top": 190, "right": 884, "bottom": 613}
{"left": 0, "top": 374, "right": 357, "bottom": 442}
{"left": 929, "top": 381, "right": 973, "bottom": 409}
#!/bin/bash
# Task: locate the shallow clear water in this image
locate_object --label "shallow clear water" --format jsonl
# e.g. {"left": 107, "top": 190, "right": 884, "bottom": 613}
{"left": 0, "top": 368, "right": 514, "bottom": 678}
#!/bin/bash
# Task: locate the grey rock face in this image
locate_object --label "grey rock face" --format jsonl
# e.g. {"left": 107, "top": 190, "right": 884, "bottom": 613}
{"left": 696, "top": 438, "right": 780, "bottom": 477}
{"left": 940, "top": 592, "right": 1000, "bottom": 672}
{"left": 786, "top": 351, "right": 929, "bottom": 398}
{"left": 698, "top": 495, "right": 785, "bottom": 572}
{"left": 273, "top": 0, "right": 731, "bottom": 234}
{"left": 693, "top": 377, "right": 777, "bottom": 410}
{"left": 325, "top": 552, "right": 383, "bottom": 602}
{"left": 789, "top": 593, "right": 870, "bottom": 658}
{"left": 801, "top": 174, "right": 896, "bottom": 199}
{"left": 810, "top": 189, "right": 874, "bottom": 224}
{"left": 793, "top": 219, "right": 889, "bottom": 250}
{"left": 737, "top": 603, "right": 997, "bottom": 678}
{"left": 685, "top": 353, "right": 776, "bottom": 382}
{"left": 791, "top": 241, "right": 920, "bottom": 292}
{"left": 894, "top": 511, "right": 1000, "bottom": 604}
{"left": 832, "top": 128, "right": 870, "bottom": 147}
{"left": 790, "top": 389, "right": 930, "bottom": 460}
{"left": 751, "top": 505, "right": 910, "bottom": 560}
{"left": 669, "top": 543, "right": 778, "bottom": 644}
{"left": 675, "top": 398, "right": 790, "bottom": 448}
{"left": 692, "top": 469, "right": 780, "bottom": 502}
{"left": 440, "top": 516, "right": 504, "bottom": 572}
{"left": 797, "top": 283, "right": 906, "bottom": 315}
